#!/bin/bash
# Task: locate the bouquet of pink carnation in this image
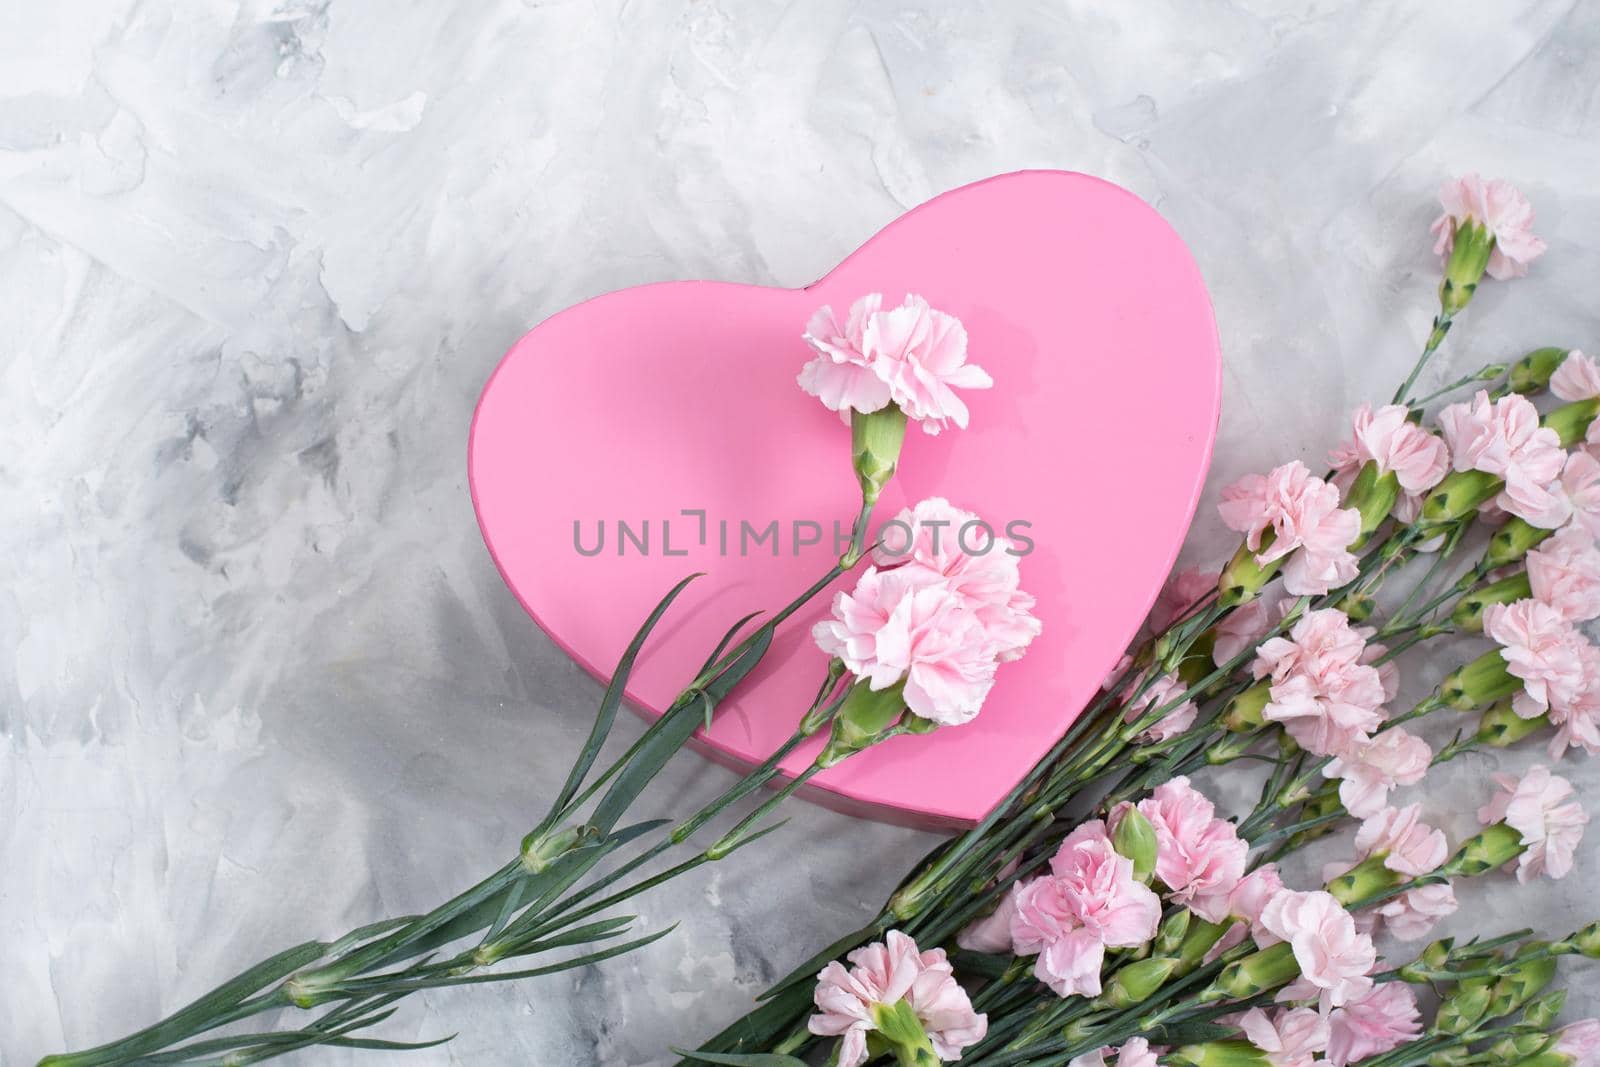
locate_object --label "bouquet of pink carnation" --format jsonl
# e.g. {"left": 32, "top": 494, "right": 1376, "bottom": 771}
{"left": 683, "top": 177, "right": 1600, "bottom": 1067}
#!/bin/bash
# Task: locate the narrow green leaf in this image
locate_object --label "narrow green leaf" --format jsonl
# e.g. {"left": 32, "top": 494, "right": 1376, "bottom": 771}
{"left": 697, "top": 610, "right": 764, "bottom": 680}
{"left": 671, "top": 1051, "right": 810, "bottom": 1066}
{"left": 338, "top": 926, "right": 678, "bottom": 994}
{"left": 680, "top": 981, "right": 817, "bottom": 1061}
{"left": 324, "top": 1033, "right": 457, "bottom": 1052}
{"left": 548, "top": 572, "right": 703, "bottom": 820}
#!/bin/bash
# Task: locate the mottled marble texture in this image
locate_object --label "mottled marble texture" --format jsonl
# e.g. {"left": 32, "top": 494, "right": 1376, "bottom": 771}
{"left": 4, "top": 2, "right": 1600, "bottom": 1064}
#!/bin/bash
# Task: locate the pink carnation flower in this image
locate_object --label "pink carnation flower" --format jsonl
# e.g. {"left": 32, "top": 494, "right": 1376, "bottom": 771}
{"left": 1323, "top": 727, "right": 1431, "bottom": 818}
{"left": 1528, "top": 525, "right": 1600, "bottom": 623}
{"left": 812, "top": 566, "right": 998, "bottom": 726}
{"left": 1236, "top": 1007, "right": 1330, "bottom": 1067}
{"left": 1124, "top": 777, "right": 1247, "bottom": 922}
{"left": 1555, "top": 1020, "right": 1600, "bottom": 1067}
{"left": 1551, "top": 351, "right": 1600, "bottom": 403}
{"left": 1368, "top": 882, "right": 1458, "bottom": 942}
{"left": 809, "top": 930, "right": 987, "bottom": 1067}
{"left": 1068, "top": 1039, "right": 1160, "bottom": 1067}
{"left": 1353, "top": 804, "right": 1448, "bottom": 876}
{"left": 955, "top": 882, "right": 1020, "bottom": 954}
{"left": 1010, "top": 822, "right": 1161, "bottom": 998}
{"left": 1551, "top": 649, "right": 1600, "bottom": 758}
{"left": 1478, "top": 765, "right": 1588, "bottom": 882}
{"left": 1482, "top": 599, "right": 1587, "bottom": 720}
{"left": 1219, "top": 462, "right": 1361, "bottom": 596}
{"left": 800, "top": 293, "right": 993, "bottom": 433}
{"left": 1329, "top": 404, "right": 1450, "bottom": 521}
{"left": 1551, "top": 451, "right": 1600, "bottom": 538}
{"left": 1325, "top": 982, "right": 1422, "bottom": 1067}
{"left": 874, "top": 497, "right": 1041, "bottom": 661}
{"left": 1430, "top": 174, "right": 1547, "bottom": 280}
{"left": 1150, "top": 565, "right": 1219, "bottom": 634}
{"left": 800, "top": 294, "right": 895, "bottom": 415}
{"left": 1253, "top": 609, "right": 1388, "bottom": 757}
{"left": 1260, "top": 889, "right": 1376, "bottom": 1009}
{"left": 1437, "top": 391, "right": 1566, "bottom": 526}
{"left": 1123, "top": 669, "right": 1199, "bottom": 741}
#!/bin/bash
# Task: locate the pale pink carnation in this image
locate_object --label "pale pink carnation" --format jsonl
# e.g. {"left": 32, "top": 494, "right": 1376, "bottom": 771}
{"left": 955, "top": 882, "right": 1020, "bottom": 954}
{"left": 874, "top": 497, "right": 1041, "bottom": 661}
{"left": 1323, "top": 727, "right": 1432, "bottom": 818}
{"left": 1123, "top": 669, "right": 1198, "bottom": 741}
{"left": 1478, "top": 765, "right": 1588, "bottom": 882}
{"left": 1353, "top": 804, "right": 1448, "bottom": 877}
{"left": 809, "top": 930, "right": 987, "bottom": 1067}
{"left": 1551, "top": 351, "right": 1600, "bottom": 402}
{"left": 1150, "top": 565, "right": 1218, "bottom": 634}
{"left": 1212, "top": 591, "right": 1288, "bottom": 667}
{"left": 1009, "top": 822, "right": 1161, "bottom": 998}
{"left": 1482, "top": 599, "right": 1587, "bottom": 720}
{"left": 1367, "top": 882, "right": 1458, "bottom": 942}
{"left": 1329, "top": 404, "right": 1450, "bottom": 523}
{"left": 1254, "top": 609, "right": 1388, "bottom": 757}
{"left": 1114, "top": 1038, "right": 1159, "bottom": 1067}
{"left": 1528, "top": 525, "right": 1600, "bottom": 623}
{"left": 1555, "top": 1020, "right": 1600, "bottom": 1067}
{"left": 1551, "top": 649, "right": 1600, "bottom": 758}
{"left": 1125, "top": 777, "right": 1248, "bottom": 922}
{"left": 867, "top": 294, "right": 994, "bottom": 434}
{"left": 1550, "top": 450, "right": 1600, "bottom": 538}
{"left": 1431, "top": 174, "right": 1547, "bottom": 280}
{"left": 800, "top": 295, "right": 893, "bottom": 415}
{"left": 812, "top": 566, "right": 998, "bottom": 726}
{"left": 1236, "top": 1007, "right": 1330, "bottom": 1067}
{"left": 1325, "top": 982, "right": 1422, "bottom": 1067}
{"left": 1219, "top": 462, "right": 1360, "bottom": 596}
{"left": 1260, "top": 890, "right": 1376, "bottom": 1009}
{"left": 1437, "top": 391, "right": 1566, "bottom": 526}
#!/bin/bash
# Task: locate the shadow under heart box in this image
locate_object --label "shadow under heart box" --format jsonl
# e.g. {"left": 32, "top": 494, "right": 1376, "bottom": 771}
{"left": 468, "top": 170, "right": 1222, "bottom": 829}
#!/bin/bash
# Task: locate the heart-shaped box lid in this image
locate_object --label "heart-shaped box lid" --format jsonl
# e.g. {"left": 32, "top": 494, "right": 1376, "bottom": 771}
{"left": 470, "top": 171, "right": 1221, "bottom": 828}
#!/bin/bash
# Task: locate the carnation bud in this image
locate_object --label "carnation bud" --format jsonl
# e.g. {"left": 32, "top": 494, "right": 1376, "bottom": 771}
{"left": 1489, "top": 951, "right": 1558, "bottom": 1016}
{"left": 1209, "top": 941, "right": 1298, "bottom": 1000}
{"left": 1441, "top": 649, "right": 1522, "bottom": 711}
{"left": 1178, "top": 916, "right": 1233, "bottom": 971}
{"left": 850, "top": 405, "right": 908, "bottom": 506}
{"left": 1476, "top": 699, "right": 1547, "bottom": 748}
{"left": 1442, "top": 822, "right": 1525, "bottom": 877}
{"left": 1488, "top": 1033, "right": 1557, "bottom": 1064}
{"left": 1486, "top": 517, "right": 1554, "bottom": 568}
{"left": 1103, "top": 956, "right": 1180, "bottom": 1007}
{"left": 1400, "top": 936, "right": 1455, "bottom": 982}
{"left": 1452, "top": 572, "right": 1533, "bottom": 632}
{"left": 519, "top": 822, "right": 594, "bottom": 874}
{"left": 1218, "top": 537, "right": 1283, "bottom": 607}
{"left": 1568, "top": 920, "right": 1600, "bottom": 958}
{"left": 1543, "top": 398, "right": 1600, "bottom": 449}
{"left": 1429, "top": 1048, "right": 1472, "bottom": 1067}
{"left": 1326, "top": 854, "right": 1402, "bottom": 906}
{"left": 1167, "top": 1042, "right": 1270, "bottom": 1067}
{"left": 1154, "top": 909, "right": 1192, "bottom": 956}
{"left": 1436, "top": 975, "right": 1495, "bottom": 1033}
{"left": 1111, "top": 807, "right": 1158, "bottom": 884}
{"left": 1421, "top": 470, "right": 1504, "bottom": 526}
{"left": 1521, "top": 989, "right": 1567, "bottom": 1029}
{"left": 1207, "top": 733, "right": 1256, "bottom": 766}
{"left": 1223, "top": 681, "right": 1272, "bottom": 733}
{"left": 1439, "top": 217, "right": 1495, "bottom": 314}
{"left": 818, "top": 678, "right": 907, "bottom": 767}
{"left": 1509, "top": 347, "right": 1572, "bottom": 395}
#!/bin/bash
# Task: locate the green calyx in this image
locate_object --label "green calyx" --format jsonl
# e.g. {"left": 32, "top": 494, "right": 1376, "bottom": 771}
{"left": 1440, "top": 218, "right": 1494, "bottom": 314}
{"left": 1421, "top": 469, "right": 1504, "bottom": 527}
{"left": 1508, "top": 347, "right": 1573, "bottom": 395}
{"left": 1486, "top": 517, "right": 1554, "bottom": 568}
{"left": 1442, "top": 821, "right": 1526, "bottom": 878}
{"left": 1345, "top": 461, "right": 1401, "bottom": 548}
{"left": 1222, "top": 681, "right": 1272, "bottom": 733}
{"left": 1167, "top": 1041, "right": 1271, "bottom": 1067}
{"left": 1476, "top": 699, "right": 1547, "bottom": 748}
{"left": 1209, "top": 940, "right": 1298, "bottom": 999}
{"left": 1452, "top": 571, "right": 1532, "bottom": 632}
{"left": 1543, "top": 398, "right": 1600, "bottom": 448}
{"left": 1111, "top": 807, "right": 1159, "bottom": 883}
{"left": 818, "top": 677, "right": 908, "bottom": 767}
{"left": 1326, "top": 854, "right": 1402, "bottom": 906}
{"left": 1102, "top": 956, "right": 1180, "bottom": 1007}
{"left": 1218, "top": 536, "right": 1282, "bottom": 607}
{"left": 851, "top": 405, "right": 908, "bottom": 506}
{"left": 1441, "top": 649, "right": 1522, "bottom": 711}
{"left": 869, "top": 999, "right": 940, "bottom": 1067}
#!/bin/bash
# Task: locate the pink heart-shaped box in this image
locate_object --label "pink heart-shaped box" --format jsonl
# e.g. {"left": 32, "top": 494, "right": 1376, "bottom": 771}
{"left": 470, "top": 171, "right": 1220, "bottom": 828}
